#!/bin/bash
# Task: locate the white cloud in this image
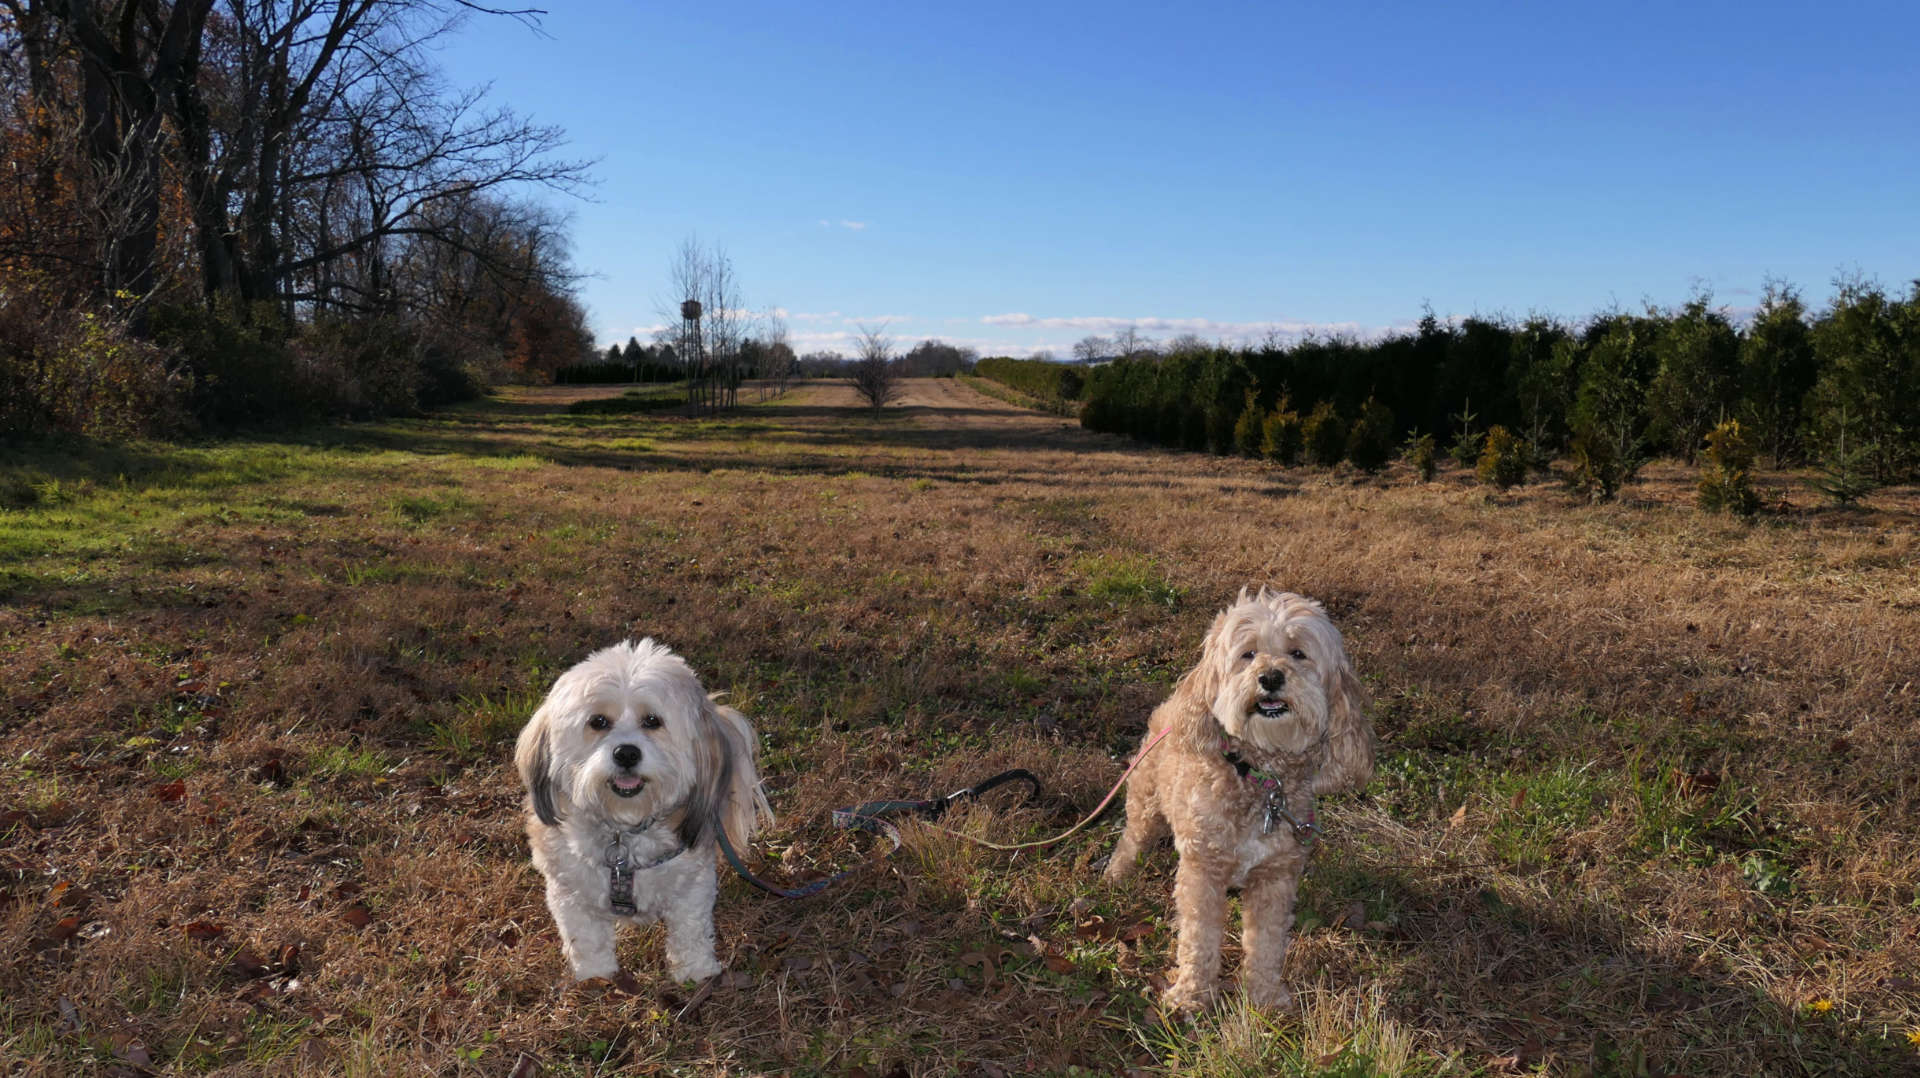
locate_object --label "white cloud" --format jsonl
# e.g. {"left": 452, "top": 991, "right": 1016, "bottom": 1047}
{"left": 981, "top": 312, "right": 1396, "bottom": 343}
{"left": 839, "top": 219, "right": 868, "bottom": 231}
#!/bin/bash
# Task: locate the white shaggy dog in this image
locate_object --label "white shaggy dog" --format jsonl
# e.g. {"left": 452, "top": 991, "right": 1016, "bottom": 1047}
{"left": 515, "top": 639, "right": 771, "bottom": 984}
{"left": 1105, "top": 588, "right": 1373, "bottom": 1012}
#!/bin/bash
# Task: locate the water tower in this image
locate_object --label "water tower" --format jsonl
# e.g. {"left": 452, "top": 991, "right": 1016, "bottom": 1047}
{"left": 679, "top": 299, "right": 704, "bottom": 408}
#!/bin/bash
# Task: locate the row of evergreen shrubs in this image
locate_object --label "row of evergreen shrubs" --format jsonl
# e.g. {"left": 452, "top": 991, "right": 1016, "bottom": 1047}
{"left": 1074, "top": 281, "right": 1918, "bottom": 507}
{"left": 974, "top": 357, "right": 1085, "bottom": 404}
{"left": 1155, "top": 377, "right": 1864, "bottom": 516}
{"left": 553, "top": 359, "right": 682, "bottom": 384}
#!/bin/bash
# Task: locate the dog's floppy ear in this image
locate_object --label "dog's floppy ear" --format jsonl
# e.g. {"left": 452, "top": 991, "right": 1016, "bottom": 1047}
{"left": 1314, "top": 645, "right": 1375, "bottom": 795}
{"left": 1169, "top": 608, "right": 1233, "bottom": 748}
{"left": 713, "top": 703, "right": 773, "bottom": 848}
{"left": 514, "top": 704, "right": 564, "bottom": 827}
{"left": 678, "top": 699, "right": 773, "bottom": 850}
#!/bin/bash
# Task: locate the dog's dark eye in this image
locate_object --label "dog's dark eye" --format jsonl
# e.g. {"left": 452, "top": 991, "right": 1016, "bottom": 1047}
{"left": 587, "top": 714, "right": 610, "bottom": 731}
{"left": 1240, "top": 650, "right": 1256, "bottom": 661}
{"left": 640, "top": 714, "right": 663, "bottom": 730}
{"left": 1290, "top": 648, "right": 1307, "bottom": 660}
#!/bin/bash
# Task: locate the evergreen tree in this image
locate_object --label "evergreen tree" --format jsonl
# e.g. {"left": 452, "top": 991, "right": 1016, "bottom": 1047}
{"left": 1476, "top": 425, "right": 1530, "bottom": 490}
{"left": 1260, "top": 399, "right": 1304, "bottom": 465}
{"left": 1346, "top": 397, "right": 1397, "bottom": 472}
{"left": 1807, "top": 276, "right": 1919, "bottom": 481}
{"left": 1510, "top": 318, "right": 1576, "bottom": 461}
{"left": 1697, "top": 420, "right": 1761, "bottom": 516}
{"left": 1737, "top": 279, "right": 1818, "bottom": 467}
{"left": 1303, "top": 401, "right": 1348, "bottom": 466}
{"left": 1570, "top": 315, "right": 1657, "bottom": 496}
{"left": 1647, "top": 292, "right": 1741, "bottom": 462}
{"left": 1232, "top": 389, "right": 1265, "bottom": 456}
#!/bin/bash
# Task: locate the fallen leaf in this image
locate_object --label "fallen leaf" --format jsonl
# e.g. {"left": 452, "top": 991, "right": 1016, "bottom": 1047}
{"left": 1509, "top": 787, "right": 1528, "bottom": 811}
{"left": 182, "top": 921, "right": 225, "bottom": 941}
{"left": 1119, "top": 922, "right": 1153, "bottom": 942}
{"left": 339, "top": 904, "right": 373, "bottom": 929}
{"left": 1449, "top": 804, "right": 1468, "bottom": 829}
{"left": 49, "top": 915, "right": 82, "bottom": 941}
{"left": 1336, "top": 901, "right": 1367, "bottom": 929}
{"left": 228, "top": 949, "right": 272, "bottom": 979}
{"left": 959, "top": 950, "right": 995, "bottom": 985}
{"left": 1043, "top": 954, "right": 1073, "bottom": 974}
{"left": 1675, "top": 769, "right": 1720, "bottom": 799}
{"left": 154, "top": 780, "right": 187, "bottom": 803}
{"left": 507, "top": 1053, "right": 542, "bottom": 1078}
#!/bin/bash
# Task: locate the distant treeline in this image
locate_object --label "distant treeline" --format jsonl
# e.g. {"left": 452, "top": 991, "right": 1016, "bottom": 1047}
{"left": 974, "top": 357, "right": 1084, "bottom": 403}
{"left": 554, "top": 359, "right": 683, "bottom": 385}
{"left": 1054, "top": 280, "right": 1917, "bottom": 491}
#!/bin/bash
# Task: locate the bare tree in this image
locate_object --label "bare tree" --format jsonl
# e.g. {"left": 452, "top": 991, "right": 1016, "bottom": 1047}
{"left": 847, "top": 322, "right": 900, "bottom": 413}
{"left": 664, "top": 235, "right": 746, "bottom": 413}
{"left": 1072, "top": 335, "right": 1110, "bottom": 363}
{"left": 1112, "top": 324, "right": 1151, "bottom": 359}
{"left": 758, "top": 305, "right": 794, "bottom": 397}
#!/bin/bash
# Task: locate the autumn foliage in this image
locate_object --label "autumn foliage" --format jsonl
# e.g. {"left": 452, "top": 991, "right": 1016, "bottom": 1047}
{"left": 0, "top": 1, "right": 593, "bottom": 438}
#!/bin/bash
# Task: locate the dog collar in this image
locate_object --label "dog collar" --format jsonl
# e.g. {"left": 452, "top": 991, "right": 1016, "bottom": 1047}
{"left": 604, "top": 820, "right": 685, "bottom": 916}
{"left": 1219, "top": 741, "right": 1318, "bottom": 845}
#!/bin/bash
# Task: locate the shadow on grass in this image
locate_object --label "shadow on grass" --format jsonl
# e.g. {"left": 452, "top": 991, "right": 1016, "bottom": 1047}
{"left": 1298, "top": 859, "right": 1908, "bottom": 1076}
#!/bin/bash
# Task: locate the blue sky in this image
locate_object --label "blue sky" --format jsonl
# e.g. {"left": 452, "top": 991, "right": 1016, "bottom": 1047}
{"left": 434, "top": 1, "right": 1920, "bottom": 357}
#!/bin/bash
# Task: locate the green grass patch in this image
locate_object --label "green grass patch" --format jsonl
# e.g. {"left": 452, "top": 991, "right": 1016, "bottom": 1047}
{"left": 431, "top": 690, "right": 540, "bottom": 758}
{"left": 305, "top": 744, "right": 395, "bottom": 781}
{"left": 1485, "top": 759, "right": 1608, "bottom": 868}
{"left": 1075, "top": 553, "right": 1182, "bottom": 607}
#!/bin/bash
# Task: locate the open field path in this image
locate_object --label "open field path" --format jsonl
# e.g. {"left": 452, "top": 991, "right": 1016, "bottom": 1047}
{"left": 2, "top": 378, "right": 1917, "bottom": 1075}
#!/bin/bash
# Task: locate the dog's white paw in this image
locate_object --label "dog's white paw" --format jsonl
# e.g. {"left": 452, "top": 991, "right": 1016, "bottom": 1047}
{"left": 669, "top": 955, "right": 723, "bottom": 984}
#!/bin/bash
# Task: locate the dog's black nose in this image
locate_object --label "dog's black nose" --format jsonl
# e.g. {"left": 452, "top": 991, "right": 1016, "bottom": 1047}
{"left": 1258, "top": 670, "right": 1286, "bottom": 692}
{"left": 612, "top": 744, "right": 642, "bottom": 770}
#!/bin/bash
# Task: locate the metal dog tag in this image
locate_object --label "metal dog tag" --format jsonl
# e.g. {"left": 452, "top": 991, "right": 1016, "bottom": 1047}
{"left": 1262, "top": 788, "right": 1284, "bottom": 835}
{"left": 606, "top": 838, "right": 637, "bottom": 916}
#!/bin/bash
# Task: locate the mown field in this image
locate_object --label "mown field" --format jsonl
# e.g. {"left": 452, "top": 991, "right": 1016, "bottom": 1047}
{"left": 3, "top": 377, "right": 1917, "bottom": 1077}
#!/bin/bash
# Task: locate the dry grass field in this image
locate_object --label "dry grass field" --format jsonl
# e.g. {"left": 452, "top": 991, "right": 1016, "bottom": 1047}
{"left": 3, "top": 377, "right": 1917, "bottom": 1077}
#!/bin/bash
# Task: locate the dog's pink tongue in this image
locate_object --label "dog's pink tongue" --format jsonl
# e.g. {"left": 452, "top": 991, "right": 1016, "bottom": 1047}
{"left": 612, "top": 776, "right": 645, "bottom": 791}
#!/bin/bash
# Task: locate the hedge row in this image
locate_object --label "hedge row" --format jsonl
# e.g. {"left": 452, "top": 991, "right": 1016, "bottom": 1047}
{"left": 974, "top": 357, "right": 1085, "bottom": 403}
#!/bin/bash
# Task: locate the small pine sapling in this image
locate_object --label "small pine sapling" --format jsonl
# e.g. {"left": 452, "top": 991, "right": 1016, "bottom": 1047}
{"left": 1697, "top": 419, "right": 1761, "bottom": 517}
{"left": 1302, "top": 401, "right": 1348, "bottom": 466}
{"left": 1260, "top": 399, "right": 1304, "bottom": 465}
{"left": 1476, "top": 425, "right": 1530, "bottom": 490}
{"left": 1405, "top": 432, "right": 1437, "bottom": 482}
{"left": 1806, "top": 407, "right": 1880, "bottom": 507}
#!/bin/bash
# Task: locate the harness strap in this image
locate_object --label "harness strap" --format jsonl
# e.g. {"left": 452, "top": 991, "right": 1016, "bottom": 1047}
{"left": 605, "top": 824, "right": 687, "bottom": 915}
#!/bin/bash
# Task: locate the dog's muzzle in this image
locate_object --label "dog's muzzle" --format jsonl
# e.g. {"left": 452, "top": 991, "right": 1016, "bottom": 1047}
{"left": 1255, "top": 696, "right": 1290, "bottom": 718}
{"left": 1254, "top": 670, "right": 1290, "bottom": 717}
{"left": 608, "top": 744, "right": 646, "bottom": 798}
